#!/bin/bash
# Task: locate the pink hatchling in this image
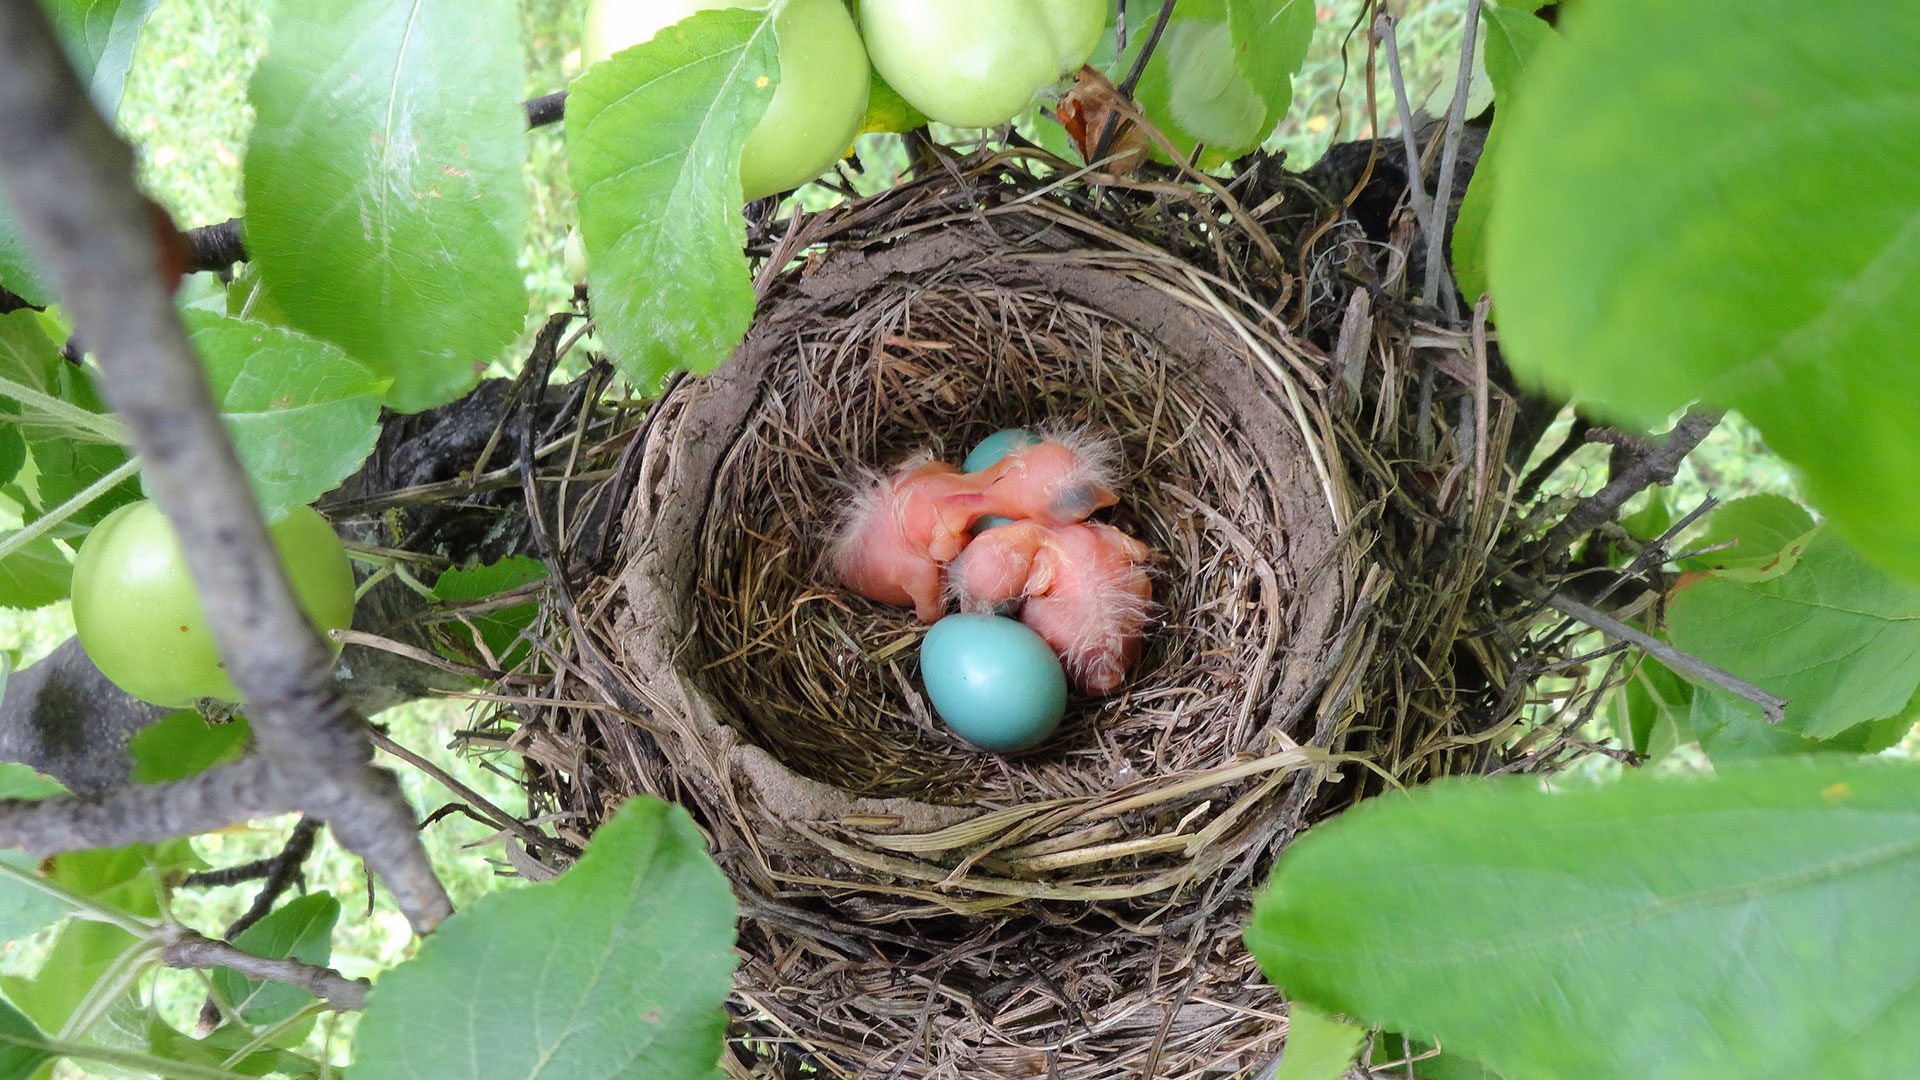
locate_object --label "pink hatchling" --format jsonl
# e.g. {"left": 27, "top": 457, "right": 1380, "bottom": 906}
{"left": 949, "top": 520, "right": 1153, "bottom": 695}
{"left": 830, "top": 457, "right": 993, "bottom": 623}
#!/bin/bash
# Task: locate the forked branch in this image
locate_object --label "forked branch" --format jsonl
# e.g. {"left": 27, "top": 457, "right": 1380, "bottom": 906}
{"left": 0, "top": 0, "right": 450, "bottom": 933}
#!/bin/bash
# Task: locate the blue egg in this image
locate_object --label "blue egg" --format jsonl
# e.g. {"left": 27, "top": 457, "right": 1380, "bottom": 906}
{"left": 963, "top": 428, "right": 1043, "bottom": 473}
{"left": 919, "top": 614, "right": 1067, "bottom": 752}
{"left": 972, "top": 514, "right": 1017, "bottom": 532}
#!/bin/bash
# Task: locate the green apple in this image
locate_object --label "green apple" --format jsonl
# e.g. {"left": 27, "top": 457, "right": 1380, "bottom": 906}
{"left": 583, "top": 0, "right": 870, "bottom": 200}
{"left": 856, "top": 0, "right": 1106, "bottom": 127}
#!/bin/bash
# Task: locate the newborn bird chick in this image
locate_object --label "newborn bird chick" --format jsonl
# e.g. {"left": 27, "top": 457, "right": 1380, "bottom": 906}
{"left": 973, "top": 430, "right": 1121, "bottom": 526}
{"left": 831, "top": 457, "right": 992, "bottom": 623}
{"left": 950, "top": 520, "right": 1154, "bottom": 695}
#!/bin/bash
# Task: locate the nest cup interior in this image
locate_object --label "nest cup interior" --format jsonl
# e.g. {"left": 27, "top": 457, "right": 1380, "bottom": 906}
{"left": 687, "top": 277, "right": 1339, "bottom": 805}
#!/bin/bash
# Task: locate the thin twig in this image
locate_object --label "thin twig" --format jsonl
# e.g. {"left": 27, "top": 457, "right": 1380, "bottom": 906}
{"left": 1540, "top": 405, "right": 1723, "bottom": 554}
{"left": 367, "top": 729, "right": 560, "bottom": 857}
{"left": 159, "top": 925, "right": 369, "bottom": 1011}
{"left": 1423, "top": 0, "right": 1484, "bottom": 317}
{"left": 1516, "top": 415, "right": 1593, "bottom": 501}
{"left": 1507, "top": 575, "right": 1789, "bottom": 722}
{"left": 223, "top": 817, "right": 321, "bottom": 939}
{"left": 1372, "top": 14, "right": 1442, "bottom": 257}
{"left": 0, "top": 0, "right": 450, "bottom": 932}
{"left": 1091, "top": 0, "right": 1177, "bottom": 163}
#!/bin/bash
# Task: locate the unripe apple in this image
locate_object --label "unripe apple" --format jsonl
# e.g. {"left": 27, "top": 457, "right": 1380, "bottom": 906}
{"left": 856, "top": 0, "right": 1106, "bottom": 128}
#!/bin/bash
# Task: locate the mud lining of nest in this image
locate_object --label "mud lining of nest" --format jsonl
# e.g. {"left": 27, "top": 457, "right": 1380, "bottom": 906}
{"left": 517, "top": 151, "right": 1562, "bottom": 1080}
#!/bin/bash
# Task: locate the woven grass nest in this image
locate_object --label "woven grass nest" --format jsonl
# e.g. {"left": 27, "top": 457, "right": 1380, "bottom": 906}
{"left": 520, "top": 149, "right": 1558, "bottom": 1079}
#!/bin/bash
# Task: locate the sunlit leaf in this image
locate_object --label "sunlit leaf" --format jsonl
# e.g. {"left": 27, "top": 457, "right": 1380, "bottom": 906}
{"left": 1487, "top": 0, "right": 1920, "bottom": 582}
{"left": 246, "top": 0, "right": 530, "bottom": 412}
{"left": 1678, "top": 494, "right": 1816, "bottom": 576}
{"left": 1247, "top": 758, "right": 1920, "bottom": 1080}
{"left": 353, "top": 796, "right": 738, "bottom": 1080}
{"left": 568, "top": 7, "right": 778, "bottom": 390}
{"left": 1275, "top": 1004, "right": 1362, "bottom": 1080}
{"left": 1226, "top": 0, "right": 1314, "bottom": 117}
{"left": 186, "top": 311, "right": 385, "bottom": 519}
{"left": 1449, "top": 2, "right": 1558, "bottom": 304}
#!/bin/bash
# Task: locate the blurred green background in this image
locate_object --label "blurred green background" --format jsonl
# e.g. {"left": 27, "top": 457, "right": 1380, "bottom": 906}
{"left": 0, "top": 0, "right": 1822, "bottom": 1073}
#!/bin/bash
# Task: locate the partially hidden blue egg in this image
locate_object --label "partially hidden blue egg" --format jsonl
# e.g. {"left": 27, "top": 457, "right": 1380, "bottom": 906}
{"left": 919, "top": 613, "right": 1067, "bottom": 752}
{"left": 973, "top": 514, "right": 1017, "bottom": 532}
{"left": 963, "top": 427, "right": 1043, "bottom": 473}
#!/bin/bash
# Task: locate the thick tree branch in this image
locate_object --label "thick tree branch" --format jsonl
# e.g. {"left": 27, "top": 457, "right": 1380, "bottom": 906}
{"left": 525, "top": 90, "right": 565, "bottom": 128}
{"left": 159, "top": 925, "right": 369, "bottom": 1011}
{"left": 1540, "top": 405, "right": 1723, "bottom": 555}
{"left": 0, "top": 0, "right": 450, "bottom": 932}
{"left": 0, "top": 757, "right": 284, "bottom": 855}
{"left": 183, "top": 217, "right": 245, "bottom": 271}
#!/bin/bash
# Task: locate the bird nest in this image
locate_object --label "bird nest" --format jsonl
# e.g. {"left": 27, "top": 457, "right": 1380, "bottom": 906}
{"left": 514, "top": 149, "right": 1567, "bottom": 1079}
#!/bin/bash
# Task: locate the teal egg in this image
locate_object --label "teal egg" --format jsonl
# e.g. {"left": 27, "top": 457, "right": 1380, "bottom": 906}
{"left": 973, "top": 514, "right": 1017, "bottom": 532}
{"left": 919, "top": 614, "right": 1067, "bottom": 752}
{"left": 963, "top": 427, "right": 1043, "bottom": 473}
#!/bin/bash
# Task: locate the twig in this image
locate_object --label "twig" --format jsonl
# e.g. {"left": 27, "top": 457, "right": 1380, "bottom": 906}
{"left": 1540, "top": 405, "right": 1723, "bottom": 553}
{"left": 1371, "top": 14, "right": 1442, "bottom": 261}
{"left": 1091, "top": 0, "right": 1177, "bottom": 163}
{"left": 1516, "top": 415, "right": 1593, "bottom": 501}
{"left": 367, "top": 728, "right": 561, "bottom": 858}
{"left": 159, "top": 925, "right": 369, "bottom": 1011}
{"left": 1423, "top": 0, "right": 1484, "bottom": 317}
{"left": 1507, "top": 574, "right": 1789, "bottom": 722}
{"left": 0, "top": 0, "right": 450, "bottom": 933}
{"left": 223, "top": 816, "right": 320, "bottom": 939}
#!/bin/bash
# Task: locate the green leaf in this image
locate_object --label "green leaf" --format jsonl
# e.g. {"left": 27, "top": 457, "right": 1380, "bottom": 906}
{"left": 0, "top": 223, "right": 45, "bottom": 310}
{"left": 1449, "top": 3, "right": 1558, "bottom": 304}
{"left": 1666, "top": 528, "right": 1920, "bottom": 738}
{"left": 185, "top": 312, "right": 385, "bottom": 519}
{"left": 1246, "top": 758, "right": 1920, "bottom": 1080}
{"left": 1486, "top": 0, "right": 1920, "bottom": 583}
{"left": 0, "top": 763, "right": 64, "bottom": 801}
{"left": 567, "top": 8, "right": 779, "bottom": 391}
{"left": 245, "top": 0, "right": 530, "bottom": 413}
{"left": 127, "top": 712, "right": 251, "bottom": 784}
{"left": 431, "top": 556, "right": 549, "bottom": 665}
{"left": 859, "top": 68, "right": 928, "bottom": 135}
{"left": 0, "top": 920, "right": 141, "bottom": 1038}
{"left": 1370, "top": 1033, "right": 1506, "bottom": 1080}
{"left": 0, "top": 536, "right": 71, "bottom": 610}
{"left": 1127, "top": 1, "right": 1271, "bottom": 160}
{"left": 210, "top": 892, "right": 339, "bottom": 1027}
{"left": 46, "top": 840, "right": 199, "bottom": 918}
{"left": 1679, "top": 494, "right": 1816, "bottom": 575}
{"left": 0, "top": 997, "right": 54, "bottom": 1080}
{"left": 1225, "top": 0, "right": 1315, "bottom": 118}
{"left": 24, "top": 362, "right": 138, "bottom": 526}
{"left": 1689, "top": 687, "right": 1912, "bottom": 762}
{"left": 41, "top": 0, "right": 163, "bottom": 111}
{"left": 353, "top": 796, "right": 738, "bottom": 1080}
{"left": 1618, "top": 656, "right": 1691, "bottom": 759}
{"left": 145, "top": 1017, "right": 328, "bottom": 1078}
{"left": 0, "top": 767, "right": 71, "bottom": 947}
{"left": 1274, "top": 1004, "right": 1363, "bottom": 1080}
